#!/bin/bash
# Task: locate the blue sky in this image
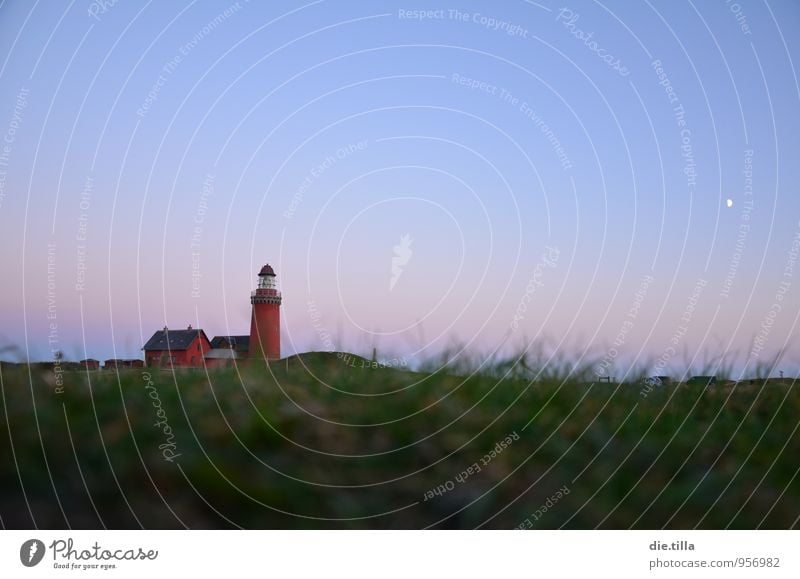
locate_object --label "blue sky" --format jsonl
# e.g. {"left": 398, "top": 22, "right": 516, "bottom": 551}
{"left": 0, "top": 0, "right": 798, "bottom": 377}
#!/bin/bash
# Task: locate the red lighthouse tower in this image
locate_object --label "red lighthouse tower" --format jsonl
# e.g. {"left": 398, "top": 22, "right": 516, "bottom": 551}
{"left": 249, "top": 264, "right": 282, "bottom": 360}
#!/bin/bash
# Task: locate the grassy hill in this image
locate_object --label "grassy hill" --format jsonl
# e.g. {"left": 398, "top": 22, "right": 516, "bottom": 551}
{"left": 0, "top": 352, "right": 798, "bottom": 529}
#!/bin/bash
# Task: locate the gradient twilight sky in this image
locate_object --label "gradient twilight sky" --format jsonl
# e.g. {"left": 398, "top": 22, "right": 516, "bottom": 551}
{"left": 0, "top": 0, "right": 798, "bottom": 377}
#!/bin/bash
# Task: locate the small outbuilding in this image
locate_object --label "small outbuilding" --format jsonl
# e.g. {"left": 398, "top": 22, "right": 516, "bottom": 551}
{"left": 203, "top": 348, "right": 240, "bottom": 368}
{"left": 210, "top": 335, "right": 250, "bottom": 353}
{"left": 79, "top": 358, "right": 100, "bottom": 370}
{"left": 104, "top": 359, "right": 144, "bottom": 369}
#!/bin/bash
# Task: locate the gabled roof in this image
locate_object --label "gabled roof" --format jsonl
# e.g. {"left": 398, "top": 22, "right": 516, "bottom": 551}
{"left": 143, "top": 328, "right": 209, "bottom": 351}
{"left": 210, "top": 335, "right": 250, "bottom": 350}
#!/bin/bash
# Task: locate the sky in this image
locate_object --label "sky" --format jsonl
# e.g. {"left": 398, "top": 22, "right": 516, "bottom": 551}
{"left": 0, "top": 0, "right": 798, "bottom": 378}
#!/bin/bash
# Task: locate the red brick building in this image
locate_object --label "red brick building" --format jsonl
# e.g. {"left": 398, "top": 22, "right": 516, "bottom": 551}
{"left": 142, "top": 326, "right": 211, "bottom": 368}
{"left": 103, "top": 359, "right": 144, "bottom": 369}
{"left": 141, "top": 264, "right": 282, "bottom": 367}
{"left": 79, "top": 359, "right": 100, "bottom": 370}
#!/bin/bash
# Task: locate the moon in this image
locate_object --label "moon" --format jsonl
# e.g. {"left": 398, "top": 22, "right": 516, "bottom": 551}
{"left": 726, "top": 199, "right": 734, "bottom": 208}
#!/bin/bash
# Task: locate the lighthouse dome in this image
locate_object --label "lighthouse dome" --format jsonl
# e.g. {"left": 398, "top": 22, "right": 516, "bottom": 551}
{"left": 258, "top": 264, "right": 276, "bottom": 277}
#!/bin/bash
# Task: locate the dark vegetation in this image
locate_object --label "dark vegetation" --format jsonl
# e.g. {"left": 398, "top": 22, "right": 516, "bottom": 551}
{"left": 1, "top": 352, "right": 798, "bottom": 529}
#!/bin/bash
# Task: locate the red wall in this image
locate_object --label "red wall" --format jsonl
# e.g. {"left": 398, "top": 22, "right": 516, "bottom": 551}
{"left": 249, "top": 302, "right": 280, "bottom": 360}
{"left": 145, "top": 334, "right": 210, "bottom": 367}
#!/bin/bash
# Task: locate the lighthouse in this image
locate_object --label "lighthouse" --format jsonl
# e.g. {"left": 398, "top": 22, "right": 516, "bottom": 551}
{"left": 249, "top": 264, "right": 282, "bottom": 360}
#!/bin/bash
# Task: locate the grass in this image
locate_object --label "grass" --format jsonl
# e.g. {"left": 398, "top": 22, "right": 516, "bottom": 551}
{"left": 0, "top": 352, "right": 798, "bottom": 529}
